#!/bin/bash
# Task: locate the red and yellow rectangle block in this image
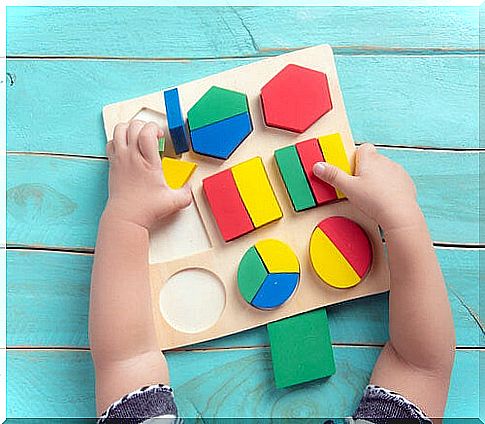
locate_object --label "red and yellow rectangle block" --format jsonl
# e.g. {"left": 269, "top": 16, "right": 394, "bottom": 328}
{"left": 203, "top": 157, "right": 282, "bottom": 242}
{"left": 275, "top": 133, "right": 352, "bottom": 212}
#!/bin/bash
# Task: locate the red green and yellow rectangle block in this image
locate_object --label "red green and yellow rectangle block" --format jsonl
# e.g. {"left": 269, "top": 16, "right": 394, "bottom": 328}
{"left": 275, "top": 133, "right": 352, "bottom": 212}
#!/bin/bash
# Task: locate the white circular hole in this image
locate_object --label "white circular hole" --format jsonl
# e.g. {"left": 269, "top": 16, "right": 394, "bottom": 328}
{"left": 159, "top": 268, "right": 226, "bottom": 334}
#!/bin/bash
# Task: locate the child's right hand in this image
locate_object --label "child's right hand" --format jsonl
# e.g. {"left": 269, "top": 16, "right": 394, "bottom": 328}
{"left": 313, "top": 143, "right": 423, "bottom": 232}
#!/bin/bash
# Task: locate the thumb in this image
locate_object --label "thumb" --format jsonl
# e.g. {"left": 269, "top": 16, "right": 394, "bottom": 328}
{"left": 313, "top": 162, "right": 354, "bottom": 193}
{"left": 169, "top": 185, "right": 193, "bottom": 211}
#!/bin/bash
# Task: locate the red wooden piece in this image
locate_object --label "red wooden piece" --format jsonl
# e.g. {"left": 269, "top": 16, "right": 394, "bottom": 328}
{"left": 296, "top": 138, "right": 337, "bottom": 204}
{"left": 261, "top": 64, "right": 333, "bottom": 133}
{"left": 202, "top": 169, "right": 254, "bottom": 242}
{"left": 318, "top": 216, "right": 373, "bottom": 278}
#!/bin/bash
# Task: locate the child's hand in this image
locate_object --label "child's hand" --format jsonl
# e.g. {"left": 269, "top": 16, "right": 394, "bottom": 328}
{"left": 313, "top": 143, "right": 422, "bottom": 232}
{"left": 104, "top": 120, "right": 192, "bottom": 229}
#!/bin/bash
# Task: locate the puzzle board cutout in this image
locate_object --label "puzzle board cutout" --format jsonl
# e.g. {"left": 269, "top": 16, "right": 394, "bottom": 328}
{"left": 103, "top": 45, "right": 390, "bottom": 350}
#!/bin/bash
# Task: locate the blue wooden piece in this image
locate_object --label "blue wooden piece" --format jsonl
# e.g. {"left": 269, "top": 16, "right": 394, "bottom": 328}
{"left": 190, "top": 112, "right": 253, "bottom": 159}
{"left": 164, "top": 88, "right": 189, "bottom": 154}
{"left": 251, "top": 273, "right": 299, "bottom": 310}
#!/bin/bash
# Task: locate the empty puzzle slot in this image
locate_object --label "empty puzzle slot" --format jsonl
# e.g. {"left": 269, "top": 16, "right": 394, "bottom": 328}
{"left": 159, "top": 268, "right": 226, "bottom": 334}
{"left": 133, "top": 108, "right": 167, "bottom": 127}
{"left": 132, "top": 108, "right": 177, "bottom": 158}
{"left": 149, "top": 193, "right": 212, "bottom": 264}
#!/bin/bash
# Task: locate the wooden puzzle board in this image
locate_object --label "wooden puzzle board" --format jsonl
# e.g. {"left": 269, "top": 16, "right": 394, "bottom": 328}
{"left": 103, "top": 45, "right": 390, "bottom": 350}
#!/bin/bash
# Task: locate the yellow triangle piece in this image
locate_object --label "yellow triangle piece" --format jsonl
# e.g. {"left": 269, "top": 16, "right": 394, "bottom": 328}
{"left": 162, "top": 157, "right": 197, "bottom": 189}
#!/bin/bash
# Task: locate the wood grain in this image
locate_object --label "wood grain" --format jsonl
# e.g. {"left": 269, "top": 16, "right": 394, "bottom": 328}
{"left": 7, "top": 248, "right": 482, "bottom": 349}
{"left": 6, "top": 347, "right": 480, "bottom": 418}
{"left": 6, "top": 150, "right": 479, "bottom": 249}
{"left": 6, "top": 6, "right": 478, "bottom": 58}
{"left": 6, "top": 56, "right": 478, "bottom": 155}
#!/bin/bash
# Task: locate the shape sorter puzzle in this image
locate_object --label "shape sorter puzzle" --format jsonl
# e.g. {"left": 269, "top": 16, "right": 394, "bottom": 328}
{"left": 103, "top": 45, "right": 390, "bottom": 351}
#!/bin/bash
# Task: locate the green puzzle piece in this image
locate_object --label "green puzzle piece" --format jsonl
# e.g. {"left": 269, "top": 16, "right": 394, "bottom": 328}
{"left": 187, "top": 86, "right": 249, "bottom": 131}
{"left": 158, "top": 137, "right": 166, "bottom": 154}
{"left": 237, "top": 246, "right": 268, "bottom": 303}
{"left": 267, "top": 308, "right": 336, "bottom": 388}
{"left": 275, "top": 145, "right": 316, "bottom": 211}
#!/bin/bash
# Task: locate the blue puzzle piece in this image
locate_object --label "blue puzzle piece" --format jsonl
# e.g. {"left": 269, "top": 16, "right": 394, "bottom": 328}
{"left": 190, "top": 112, "right": 253, "bottom": 160}
{"left": 251, "top": 273, "right": 299, "bottom": 310}
{"left": 164, "top": 88, "right": 190, "bottom": 154}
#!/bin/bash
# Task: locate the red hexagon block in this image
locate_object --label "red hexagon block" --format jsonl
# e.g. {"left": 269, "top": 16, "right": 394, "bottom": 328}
{"left": 261, "top": 64, "right": 333, "bottom": 133}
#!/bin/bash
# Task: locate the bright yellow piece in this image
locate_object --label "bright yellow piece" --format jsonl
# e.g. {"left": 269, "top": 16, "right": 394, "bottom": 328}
{"left": 162, "top": 157, "right": 197, "bottom": 189}
{"left": 310, "top": 227, "right": 360, "bottom": 289}
{"left": 255, "top": 239, "right": 300, "bottom": 273}
{"left": 231, "top": 157, "right": 282, "bottom": 228}
{"left": 318, "top": 133, "right": 352, "bottom": 199}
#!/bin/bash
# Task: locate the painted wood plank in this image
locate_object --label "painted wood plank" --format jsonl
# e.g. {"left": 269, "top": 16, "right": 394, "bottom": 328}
{"left": 6, "top": 56, "right": 478, "bottom": 155}
{"left": 6, "top": 348, "right": 481, "bottom": 418}
{"left": 6, "top": 7, "right": 478, "bottom": 58}
{"left": 7, "top": 248, "right": 482, "bottom": 349}
{"left": 6, "top": 155, "right": 108, "bottom": 249}
{"left": 6, "top": 150, "right": 479, "bottom": 249}
{"left": 7, "top": 250, "right": 92, "bottom": 348}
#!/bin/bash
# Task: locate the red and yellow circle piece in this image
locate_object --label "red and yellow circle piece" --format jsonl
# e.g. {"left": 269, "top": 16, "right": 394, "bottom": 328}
{"left": 309, "top": 216, "right": 373, "bottom": 289}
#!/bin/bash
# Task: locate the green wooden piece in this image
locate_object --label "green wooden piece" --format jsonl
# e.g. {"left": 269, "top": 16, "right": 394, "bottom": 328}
{"left": 237, "top": 246, "right": 268, "bottom": 303}
{"left": 187, "top": 86, "right": 249, "bottom": 131}
{"left": 6, "top": 57, "right": 478, "bottom": 155}
{"left": 7, "top": 348, "right": 480, "bottom": 418}
{"left": 6, "top": 7, "right": 477, "bottom": 58}
{"left": 158, "top": 137, "right": 165, "bottom": 154}
{"left": 275, "top": 145, "right": 316, "bottom": 211}
{"left": 268, "top": 308, "right": 335, "bottom": 388}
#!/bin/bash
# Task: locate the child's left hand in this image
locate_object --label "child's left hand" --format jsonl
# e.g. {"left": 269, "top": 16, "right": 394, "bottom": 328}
{"left": 104, "top": 120, "right": 192, "bottom": 229}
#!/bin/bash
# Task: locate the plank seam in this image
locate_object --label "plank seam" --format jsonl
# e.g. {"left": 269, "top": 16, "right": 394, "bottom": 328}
{"left": 6, "top": 244, "right": 483, "bottom": 260}
{"left": 7, "top": 245, "right": 95, "bottom": 254}
{"left": 7, "top": 144, "right": 484, "bottom": 161}
{"left": 5, "top": 48, "right": 482, "bottom": 61}
{"left": 6, "top": 345, "right": 485, "bottom": 351}
{"left": 7, "top": 151, "right": 108, "bottom": 161}
{"left": 6, "top": 242, "right": 485, "bottom": 254}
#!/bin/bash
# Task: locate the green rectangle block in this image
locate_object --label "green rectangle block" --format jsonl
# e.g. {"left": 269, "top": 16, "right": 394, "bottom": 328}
{"left": 275, "top": 145, "right": 316, "bottom": 212}
{"left": 268, "top": 308, "right": 336, "bottom": 388}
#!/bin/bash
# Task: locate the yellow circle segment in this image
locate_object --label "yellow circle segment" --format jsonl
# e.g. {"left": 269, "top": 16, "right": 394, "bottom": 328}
{"left": 255, "top": 239, "right": 300, "bottom": 273}
{"left": 309, "top": 227, "right": 361, "bottom": 289}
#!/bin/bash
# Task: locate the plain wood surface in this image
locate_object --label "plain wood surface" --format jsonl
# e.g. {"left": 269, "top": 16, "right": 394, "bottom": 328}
{"left": 6, "top": 5, "right": 482, "bottom": 419}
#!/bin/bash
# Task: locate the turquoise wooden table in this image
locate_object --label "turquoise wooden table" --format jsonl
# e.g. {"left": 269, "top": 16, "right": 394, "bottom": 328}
{"left": 6, "top": 6, "right": 482, "bottom": 419}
